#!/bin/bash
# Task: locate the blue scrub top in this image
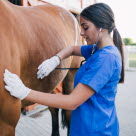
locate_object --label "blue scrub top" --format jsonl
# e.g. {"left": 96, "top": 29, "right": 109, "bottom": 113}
{"left": 69, "top": 45, "right": 122, "bottom": 136}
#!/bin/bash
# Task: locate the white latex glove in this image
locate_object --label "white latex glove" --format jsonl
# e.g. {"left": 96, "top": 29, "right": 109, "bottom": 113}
{"left": 4, "top": 69, "right": 31, "bottom": 100}
{"left": 37, "top": 55, "right": 61, "bottom": 79}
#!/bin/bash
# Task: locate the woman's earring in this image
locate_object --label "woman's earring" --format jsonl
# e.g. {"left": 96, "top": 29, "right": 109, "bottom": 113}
{"left": 99, "top": 28, "right": 102, "bottom": 32}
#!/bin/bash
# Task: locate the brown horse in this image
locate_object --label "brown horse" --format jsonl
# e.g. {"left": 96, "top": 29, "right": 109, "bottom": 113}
{"left": 0, "top": 0, "right": 82, "bottom": 135}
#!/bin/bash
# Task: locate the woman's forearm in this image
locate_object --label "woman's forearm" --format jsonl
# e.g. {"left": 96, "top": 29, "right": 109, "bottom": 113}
{"left": 25, "top": 83, "right": 94, "bottom": 110}
{"left": 25, "top": 90, "right": 76, "bottom": 110}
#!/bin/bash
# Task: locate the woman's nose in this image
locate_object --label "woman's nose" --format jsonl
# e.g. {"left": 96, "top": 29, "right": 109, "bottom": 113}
{"left": 80, "top": 30, "right": 84, "bottom": 36}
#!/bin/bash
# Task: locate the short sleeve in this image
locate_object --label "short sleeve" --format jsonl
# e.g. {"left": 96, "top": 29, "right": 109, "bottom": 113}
{"left": 80, "top": 53, "right": 116, "bottom": 93}
{"left": 81, "top": 45, "right": 98, "bottom": 60}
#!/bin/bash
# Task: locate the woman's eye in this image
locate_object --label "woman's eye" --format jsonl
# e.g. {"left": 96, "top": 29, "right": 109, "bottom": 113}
{"left": 84, "top": 27, "right": 88, "bottom": 31}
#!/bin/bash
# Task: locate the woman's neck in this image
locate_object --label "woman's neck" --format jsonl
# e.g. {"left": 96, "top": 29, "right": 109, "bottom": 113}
{"left": 97, "top": 33, "right": 114, "bottom": 49}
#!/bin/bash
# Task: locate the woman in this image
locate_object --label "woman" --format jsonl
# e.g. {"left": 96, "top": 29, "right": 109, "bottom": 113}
{"left": 4, "top": 3, "right": 124, "bottom": 136}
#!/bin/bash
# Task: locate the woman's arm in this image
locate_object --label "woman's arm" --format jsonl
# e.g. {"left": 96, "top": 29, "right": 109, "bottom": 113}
{"left": 4, "top": 70, "right": 95, "bottom": 110}
{"left": 25, "top": 83, "right": 95, "bottom": 110}
{"left": 56, "top": 46, "right": 82, "bottom": 61}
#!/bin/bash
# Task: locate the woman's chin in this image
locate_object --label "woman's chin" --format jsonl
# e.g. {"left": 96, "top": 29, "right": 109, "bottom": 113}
{"left": 85, "top": 40, "right": 93, "bottom": 45}
{"left": 86, "top": 40, "right": 92, "bottom": 45}
{"left": 86, "top": 42, "right": 91, "bottom": 45}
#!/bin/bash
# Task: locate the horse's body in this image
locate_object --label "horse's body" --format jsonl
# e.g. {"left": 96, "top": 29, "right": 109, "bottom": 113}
{"left": 0, "top": 0, "right": 82, "bottom": 135}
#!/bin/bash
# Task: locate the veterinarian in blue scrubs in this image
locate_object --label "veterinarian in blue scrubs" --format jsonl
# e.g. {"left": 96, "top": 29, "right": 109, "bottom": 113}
{"left": 4, "top": 3, "right": 124, "bottom": 136}
{"left": 70, "top": 44, "right": 122, "bottom": 136}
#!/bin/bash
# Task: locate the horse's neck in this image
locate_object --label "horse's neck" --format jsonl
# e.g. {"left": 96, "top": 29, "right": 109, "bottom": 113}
{"left": 0, "top": 0, "right": 18, "bottom": 23}
{"left": 0, "top": 0, "right": 9, "bottom": 7}
{"left": 0, "top": 0, "right": 14, "bottom": 13}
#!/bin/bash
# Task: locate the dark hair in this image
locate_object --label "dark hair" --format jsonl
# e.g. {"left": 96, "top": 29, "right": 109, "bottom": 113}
{"left": 80, "top": 3, "right": 124, "bottom": 83}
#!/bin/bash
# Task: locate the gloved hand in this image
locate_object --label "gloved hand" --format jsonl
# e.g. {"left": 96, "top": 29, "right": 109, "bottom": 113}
{"left": 37, "top": 55, "right": 61, "bottom": 79}
{"left": 4, "top": 69, "right": 31, "bottom": 100}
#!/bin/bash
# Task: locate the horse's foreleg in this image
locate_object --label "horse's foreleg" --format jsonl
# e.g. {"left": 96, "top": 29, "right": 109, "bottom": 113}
{"left": 61, "top": 70, "right": 76, "bottom": 136}
{"left": 48, "top": 107, "right": 60, "bottom": 136}
{"left": 0, "top": 96, "right": 21, "bottom": 136}
{"left": 0, "top": 121, "right": 15, "bottom": 136}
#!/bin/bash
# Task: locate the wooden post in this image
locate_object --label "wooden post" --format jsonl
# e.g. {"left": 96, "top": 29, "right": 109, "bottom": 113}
{"left": 20, "top": 0, "right": 29, "bottom": 6}
{"left": 80, "top": 0, "right": 83, "bottom": 8}
{"left": 94, "top": 0, "right": 97, "bottom": 3}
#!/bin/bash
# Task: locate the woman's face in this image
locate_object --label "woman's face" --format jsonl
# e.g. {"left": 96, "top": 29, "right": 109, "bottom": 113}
{"left": 80, "top": 16, "right": 99, "bottom": 45}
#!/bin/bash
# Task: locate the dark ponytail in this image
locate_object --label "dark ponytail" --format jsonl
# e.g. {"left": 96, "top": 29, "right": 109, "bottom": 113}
{"left": 113, "top": 28, "right": 124, "bottom": 83}
{"left": 80, "top": 3, "right": 124, "bottom": 83}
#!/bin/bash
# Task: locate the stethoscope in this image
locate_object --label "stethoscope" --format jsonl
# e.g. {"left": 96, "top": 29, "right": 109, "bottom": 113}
{"left": 91, "top": 28, "right": 102, "bottom": 56}
{"left": 80, "top": 28, "right": 102, "bottom": 66}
